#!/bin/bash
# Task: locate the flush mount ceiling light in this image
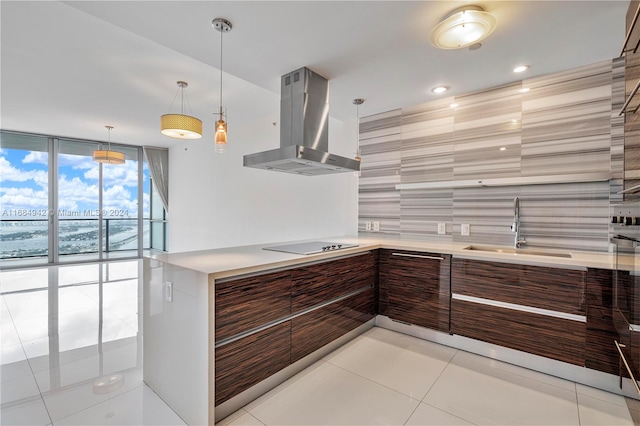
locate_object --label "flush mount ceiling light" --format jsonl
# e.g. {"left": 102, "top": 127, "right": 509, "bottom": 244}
{"left": 93, "top": 126, "right": 125, "bottom": 165}
{"left": 513, "top": 65, "right": 530, "bottom": 73}
{"left": 431, "top": 86, "right": 449, "bottom": 94}
{"left": 429, "top": 5, "right": 497, "bottom": 50}
{"left": 212, "top": 17, "right": 232, "bottom": 153}
{"left": 161, "top": 81, "right": 203, "bottom": 139}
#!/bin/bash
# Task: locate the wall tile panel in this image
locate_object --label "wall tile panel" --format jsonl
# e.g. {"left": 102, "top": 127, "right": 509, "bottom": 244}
{"left": 359, "top": 60, "right": 620, "bottom": 252}
{"left": 453, "top": 83, "right": 522, "bottom": 180}
{"left": 359, "top": 110, "right": 401, "bottom": 235}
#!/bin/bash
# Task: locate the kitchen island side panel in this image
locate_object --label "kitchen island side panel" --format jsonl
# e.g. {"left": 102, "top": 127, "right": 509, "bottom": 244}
{"left": 143, "top": 258, "right": 209, "bottom": 426}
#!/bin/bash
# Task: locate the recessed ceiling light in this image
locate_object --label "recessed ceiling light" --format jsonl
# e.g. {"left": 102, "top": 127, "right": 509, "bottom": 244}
{"left": 431, "top": 86, "right": 449, "bottom": 94}
{"left": 499, "top": 147, "right": 506, "bottom": 151}
{"left": 519, "top": 87, "right": 530, "bottom": 93}
{"left": 511, "top": 119, "right": 518, "bottom": 123}
{"left": 513, "top": 65, "right": 529, "bottom": 73}
{"left": 450, "top": 103, "right": 458, "bottom": 108}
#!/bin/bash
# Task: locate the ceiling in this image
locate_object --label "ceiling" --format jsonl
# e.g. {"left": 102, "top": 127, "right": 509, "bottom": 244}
{"left": 0, "top": 1, "right": 628, "bottom": 149}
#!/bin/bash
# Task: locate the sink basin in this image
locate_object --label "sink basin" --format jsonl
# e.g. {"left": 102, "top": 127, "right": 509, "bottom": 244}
{"left": 463, "top": 245, "right": 572, "bottom": 258}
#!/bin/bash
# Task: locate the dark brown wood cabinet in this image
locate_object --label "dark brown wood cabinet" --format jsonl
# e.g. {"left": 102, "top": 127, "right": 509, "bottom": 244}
{"left": 214, "top": 321, "right": 291, "bottom": 406}
{"left": 291, "top": 251, "right": 376, "bottom": 312}
{"left": 586, "top": 268, "right": 621, "bottom": 375}
{"left": 214, "top": 251, "right": 376, "bottom": 406}
{"left": 380, "top": 250, "right": 451, "bottom": 332}
{"left": 450, "top": 258, "right": 587, "bottom": 366}
{"left": 291, "top": 289, "right": 375, "bottom": 363}
{"left": 215, "top": 269, "right": 292, "bottom": 342}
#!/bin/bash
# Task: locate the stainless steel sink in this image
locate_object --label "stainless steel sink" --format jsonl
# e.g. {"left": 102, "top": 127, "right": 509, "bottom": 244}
{"left": 462, "top": 245, "right": 573, "bottom": 258}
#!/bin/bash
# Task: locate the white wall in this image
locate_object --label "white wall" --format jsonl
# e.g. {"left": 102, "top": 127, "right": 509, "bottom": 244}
{"left": 168, "top": 90, "right": 359, "bottom": 253}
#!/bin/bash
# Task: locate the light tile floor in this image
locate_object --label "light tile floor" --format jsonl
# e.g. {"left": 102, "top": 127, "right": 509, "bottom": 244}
{"left": 2, "top": 261, "right": 640, "bottom": 426}
{"left": 0, "top": 260, "right": 185, "bottom": 426}
{"left": 220, "top": 327, "right": 640, "bottom": 426}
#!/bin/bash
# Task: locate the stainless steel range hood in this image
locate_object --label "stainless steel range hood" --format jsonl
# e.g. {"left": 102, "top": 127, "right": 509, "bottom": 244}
{"left": 243, "top": 67, "right": 360, "bottom": 176}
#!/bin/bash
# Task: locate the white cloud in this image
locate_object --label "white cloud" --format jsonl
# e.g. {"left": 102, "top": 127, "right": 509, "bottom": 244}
{"left": 84, "top": 160, "right": 140, "bottom": 187}
{"left": 0, "top": 187, "right": 48, "bottom": 209}
{"left": 0, "top": 156, "right": 48, "bottom": 187}
{"left": 58, "top": 153, "right": 96, "bottom": 170}
{"left": 58, "top": 175, "right": 99, "bottom": 211}
{"left": 22, "top": 151, "right": 48, "bottom": 165}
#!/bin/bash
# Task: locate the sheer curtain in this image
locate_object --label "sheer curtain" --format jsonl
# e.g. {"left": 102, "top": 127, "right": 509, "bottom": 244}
{"left": 143, "top": 146, "right": 169, "bottom": 213}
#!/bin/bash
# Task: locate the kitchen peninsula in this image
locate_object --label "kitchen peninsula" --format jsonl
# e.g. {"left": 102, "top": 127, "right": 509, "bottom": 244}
{"left": 143, "top": 237, "right": 631, "bottom": 425}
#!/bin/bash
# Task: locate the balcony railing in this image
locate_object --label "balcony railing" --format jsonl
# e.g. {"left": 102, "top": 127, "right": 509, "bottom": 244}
{"left": 0, "top": 218, "right": 151, "bottom": 259}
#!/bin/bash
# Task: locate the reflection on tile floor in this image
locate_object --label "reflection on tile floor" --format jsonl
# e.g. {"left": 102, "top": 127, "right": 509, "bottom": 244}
{"left": 3, "top": 261, "right": 640, "bottom": 426}
{"left": 220, "top": 328, "right": 640, "bottom": 426}
{"left": 0, "top": 260, "right": 184, "bottom": 426}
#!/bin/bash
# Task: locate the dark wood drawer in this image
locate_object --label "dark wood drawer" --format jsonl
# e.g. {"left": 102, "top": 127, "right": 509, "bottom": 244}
{"left": 386, "top": 251, "right": 451, "bottom": 332}
{"left": 291, "top": 289, "right": 375, "bottom": 363}
{"left": 586, "top": 268, "right": 619, "bottom": 375}
{"left": 451, "top": 299, "right": 585, "bottom": 366}
{"left": 215, "top": 270, "right": 292, "bottom": 342}
{"left": 452, "top": 258, "right": 586, "bottom": 316}
{"left": 215, "top": 321, "right": 291, "bottom": 406}
{"left": 291, "top": 252, "right": 376, "bottom": 312}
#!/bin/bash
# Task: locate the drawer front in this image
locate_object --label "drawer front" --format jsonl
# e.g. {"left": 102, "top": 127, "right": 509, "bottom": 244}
{"left": 291, "top": 289, "right": 375, "bottom": 363}
{"left": 387, "top": 251, "right": 451, "bottom": 332}
{"left": 452, "top": 258, "right": 586, "bottom": 316}
{"left": 215, "top": 321, "right": 291, "bottom": 406}
{"left": 215, "top": 270, "right": 292, "bottom": 342}
{"left": 291, "top": 252, "right": 376, "bottom": 312}
{"left": 451, "top": 299, "right": 585, "bottom": 366}
{"left": 585, "top": 268, "right": 619, "bottom": 375}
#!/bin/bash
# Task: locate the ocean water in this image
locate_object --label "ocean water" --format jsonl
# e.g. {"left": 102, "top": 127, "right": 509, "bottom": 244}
{"left": 0, "top": 220, "right": 149, "bottom": 259}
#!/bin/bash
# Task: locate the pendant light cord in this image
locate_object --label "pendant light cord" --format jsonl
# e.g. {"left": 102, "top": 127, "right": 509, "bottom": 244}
{"left": 106, "top": 126, "right": 113, "bottom": 150}
{"left": 356, "top": 103, "right": 360, "bottom": 154}
{"left": 219, "top": 27, "right": 224, "bottom": 118}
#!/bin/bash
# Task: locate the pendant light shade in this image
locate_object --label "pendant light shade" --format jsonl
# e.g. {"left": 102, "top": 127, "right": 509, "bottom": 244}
{"left": 212, "top": 18, "right": 232, "bottom": 153}
{"left": 93, "top": 126, "right": 125, "bottom": 165}
{"left": 215, "top": 118, "right": 227, "bottom": 144}
{"left": 430, "top": 5, "right": 496, "bottom": 50}
{"left": 353, "top": 98, "right": 364, "bottom": 162}
{"left": 353, "top": 98, "right": 364, "bottom": 177}
{"left": 160, "top": 81, "right": 202, "bottom": 139}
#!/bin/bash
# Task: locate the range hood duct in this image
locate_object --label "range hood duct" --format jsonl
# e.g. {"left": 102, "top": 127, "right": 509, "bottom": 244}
{"left": 243, "top": 67, "right": 361, "bottom": 176}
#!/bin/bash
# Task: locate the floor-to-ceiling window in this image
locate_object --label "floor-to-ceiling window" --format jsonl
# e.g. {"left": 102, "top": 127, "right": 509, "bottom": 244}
{"left": 0, "top": 133, "right": 50, "bottom": 262}
{"left": 0, "top": 131, "right": 163, "bottom": 267}
{"left": 57, "top": 139, "right": 103, "bottom": 261}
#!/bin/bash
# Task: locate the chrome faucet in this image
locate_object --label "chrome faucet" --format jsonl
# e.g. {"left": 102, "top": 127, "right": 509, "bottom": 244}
{"left": 511, "top": 196, "right": 527, "bottom": 248}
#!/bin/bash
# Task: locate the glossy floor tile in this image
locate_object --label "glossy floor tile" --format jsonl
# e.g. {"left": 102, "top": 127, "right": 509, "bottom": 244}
{"left": 0, "top": 260, "right": 185, "bottom": 426}
{"left": 221, "top": 328, "right": 640, "bottom": 426}
{"left": 4, "top": 261, "right": 640, "bottom": 426}
{"left": 323, "top": 327, "right": 456, "bottom": 399}
{"left": 247, "top": 361, "right": 419, "bottom": 425}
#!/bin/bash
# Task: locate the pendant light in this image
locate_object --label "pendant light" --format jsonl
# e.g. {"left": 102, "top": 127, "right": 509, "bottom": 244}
{"left": 212, "top": 18, "right": 232, "bottom": 153}
{"left": 160, "top": 81, "right": 203, "bottom": 139}
{"left": 353, "top": 98, "right": 364, "bottom": 177}
{"left": 93, "top": 126, "right": 125, "bottom": 165}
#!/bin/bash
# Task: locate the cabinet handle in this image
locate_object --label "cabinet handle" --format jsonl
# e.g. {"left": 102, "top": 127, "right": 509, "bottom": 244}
{"left": 391, "top": 252, "right": 444, "bottom": 260}
{"left": 614, "top": 340, "right": 640, "bottom": 395}
{"left": 621, "top": 3, "right": 640, "bottom": 57}
{"left": 618, "top": 79, "right": 640, "bottom": 116}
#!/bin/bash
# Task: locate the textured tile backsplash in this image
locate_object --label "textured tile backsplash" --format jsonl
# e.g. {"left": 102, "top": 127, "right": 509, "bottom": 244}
{"left": 358, "top": 58, "right": 624, "bottom": 252}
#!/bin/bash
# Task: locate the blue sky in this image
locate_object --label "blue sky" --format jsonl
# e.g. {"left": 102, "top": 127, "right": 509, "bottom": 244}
{"left": 0, "top": 148, "right": 150, "bottom": 219}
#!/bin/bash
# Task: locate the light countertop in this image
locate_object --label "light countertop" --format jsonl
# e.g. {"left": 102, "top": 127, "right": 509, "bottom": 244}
{"left": 145, "top": 236, "right": 632, "bottom": 279}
